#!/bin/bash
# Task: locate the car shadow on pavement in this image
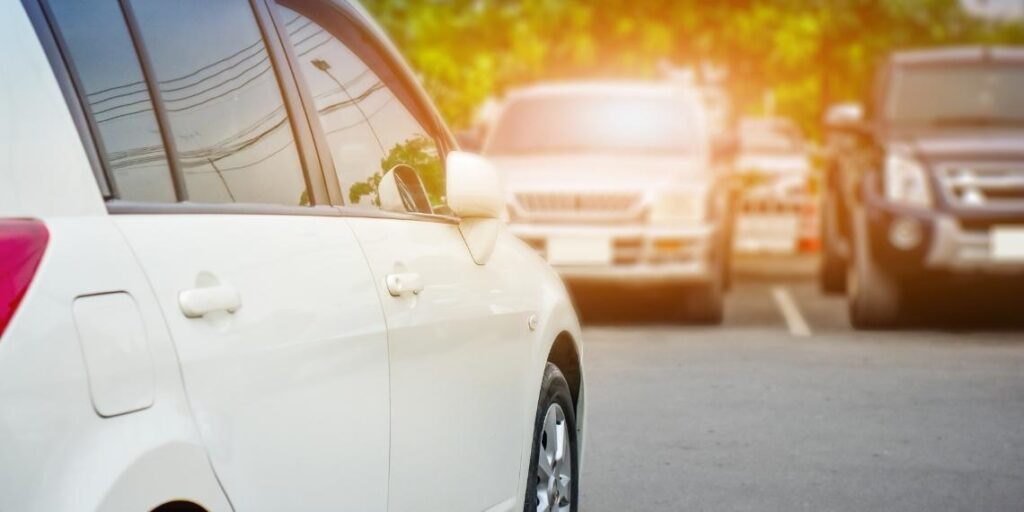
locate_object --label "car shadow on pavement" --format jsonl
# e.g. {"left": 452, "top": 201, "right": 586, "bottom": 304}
{"left": 566, "top": 283, "right": 695, "bottom": 326}
{"left": 896, "top": 282, "right": 1024, "bottom": 333}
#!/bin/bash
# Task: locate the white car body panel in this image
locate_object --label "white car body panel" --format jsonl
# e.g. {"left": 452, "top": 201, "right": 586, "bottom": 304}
{"left": 114, "top": 214, "right": 392, "bottom": 511}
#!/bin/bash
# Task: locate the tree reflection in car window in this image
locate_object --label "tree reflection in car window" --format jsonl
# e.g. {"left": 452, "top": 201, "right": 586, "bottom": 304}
{"left": 275, "top": 4, "right": 445, "bottom": 211}
{"left": 128, "top": 0, "right": 309, "bottom": 206}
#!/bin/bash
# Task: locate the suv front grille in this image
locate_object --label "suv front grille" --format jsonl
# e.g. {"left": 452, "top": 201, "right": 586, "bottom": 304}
{"left": 937, "top": 163, "right": 1024, "bottom": 208}
{"left": 513, "top": 191, "right": 645, "bottom": 222}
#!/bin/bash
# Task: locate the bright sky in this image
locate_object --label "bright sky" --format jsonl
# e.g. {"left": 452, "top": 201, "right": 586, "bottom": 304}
{"left": 961, "top": 0, "right": 1024, "bottom": 20}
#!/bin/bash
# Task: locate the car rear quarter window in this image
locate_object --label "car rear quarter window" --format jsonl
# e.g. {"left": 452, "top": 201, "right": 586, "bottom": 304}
{"left": 127, "top": 0, "right": 309, "bottom": 206}
{"left": 274, "top": 4, "right": 445, "bottom": 209}
{"left": 44, "top": 0, "right": 175, "bottom": 203}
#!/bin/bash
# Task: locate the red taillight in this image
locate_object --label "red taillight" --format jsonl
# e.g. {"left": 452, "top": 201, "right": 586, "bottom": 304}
{"left": 0, "top": 220, "right": 49, "bottom": 339}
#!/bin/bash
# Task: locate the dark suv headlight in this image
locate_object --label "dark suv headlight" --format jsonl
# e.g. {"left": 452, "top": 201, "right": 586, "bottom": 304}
{"left": 884, "top": 150, "right": 933, "bottom": 208}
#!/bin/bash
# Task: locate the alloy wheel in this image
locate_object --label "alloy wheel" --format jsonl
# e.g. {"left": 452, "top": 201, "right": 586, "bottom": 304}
{"left": 534, "top": 403, "right": 572, "bottom": 511}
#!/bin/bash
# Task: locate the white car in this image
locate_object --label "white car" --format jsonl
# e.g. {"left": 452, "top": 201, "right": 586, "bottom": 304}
{"left": 734, "top": 117, "right": 817, "bottom": 254}
{"left": 483, "top": 82, "right": 734, "bottom": 323}
{"left": 0, "top": 1, "right": 583, "bottom": 511}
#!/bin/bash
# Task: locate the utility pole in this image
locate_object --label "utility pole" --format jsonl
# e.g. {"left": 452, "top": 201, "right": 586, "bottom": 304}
{"left": 311, "top": 58, "right": 386, "bottom": 154}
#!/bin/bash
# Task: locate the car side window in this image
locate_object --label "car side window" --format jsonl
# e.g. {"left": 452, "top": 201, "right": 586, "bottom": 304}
{"left": 274, "top": 4, "right": 445, "bottom": 211}
{"left": 127, "top": 0, "right": 310, "bottom": 206}
{"left": 44, "top": 0, "right": 175, "bottom": 203}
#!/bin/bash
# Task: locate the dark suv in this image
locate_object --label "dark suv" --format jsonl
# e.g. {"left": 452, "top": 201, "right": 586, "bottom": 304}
{"left": 821, "top": 46, "right": 1024, "bottom": 328}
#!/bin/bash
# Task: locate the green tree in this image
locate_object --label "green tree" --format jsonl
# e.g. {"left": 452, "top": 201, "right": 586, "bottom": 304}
{"left": 364, "top": 0, "right": 1024, "bottom": 138}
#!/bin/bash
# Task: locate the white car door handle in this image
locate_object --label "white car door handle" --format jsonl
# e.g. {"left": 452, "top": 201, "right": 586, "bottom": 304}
{"left": 386, "top": 272, "right": 423, "bottom": 297}
{"left": 179, "top": 284, "right": 242, "bottom": 318}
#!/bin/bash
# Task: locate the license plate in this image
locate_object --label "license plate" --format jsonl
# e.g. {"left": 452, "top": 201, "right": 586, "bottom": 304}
{"left": 992, "top": 227, "right": 1024, "bottom": 261}
{"left": 547, "top": 236, "right": 612, "bottom": 266}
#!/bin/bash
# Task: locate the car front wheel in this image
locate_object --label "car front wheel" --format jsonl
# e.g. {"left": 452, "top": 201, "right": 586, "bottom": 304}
{"left": 525, "top": 363, "right": 578, "bottom": 512}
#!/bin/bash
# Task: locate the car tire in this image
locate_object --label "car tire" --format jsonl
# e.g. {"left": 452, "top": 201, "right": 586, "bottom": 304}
{"left": 820, "top": 191, "right": 847, "bottom": 294}
{"left": 685, "top": 279, "right": 725, "bottom": 325}
{"left": 524, "top": 363, "right": 579, "bottom": 512}
{"left": 847, "top": 208, "right": 901, "bottom": 329}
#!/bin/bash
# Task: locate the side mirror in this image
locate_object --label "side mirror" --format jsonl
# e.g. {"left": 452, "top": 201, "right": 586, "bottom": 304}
{"left": 379, "top": 164, "right": 433, "bottom": 215}
{"left": 446, "top": 151, "right": 504, "bottom": 264}
{"left": 824, "top": 102, "right": 867, "bottom": 132}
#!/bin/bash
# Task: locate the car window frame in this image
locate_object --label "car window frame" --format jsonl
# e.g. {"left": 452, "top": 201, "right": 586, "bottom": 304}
{"left": 23, "top": 0, "right": 333, "bottom": 212}
{"left": 265, "top": 0, "right": 459, "bottom": 221}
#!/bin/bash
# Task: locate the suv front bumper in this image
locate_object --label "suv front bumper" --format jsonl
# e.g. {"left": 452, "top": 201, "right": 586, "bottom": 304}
{"left": 865, "top": 198, "right": 1024, "bottom": 276}
{"left": 509, "top": 223, "right": 718, "bottom": 284}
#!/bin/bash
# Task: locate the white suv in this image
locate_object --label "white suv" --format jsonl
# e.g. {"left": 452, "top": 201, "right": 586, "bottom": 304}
{"left": 483, "top": 82, "right": 734, "bottom": 323}
{"left": 0, "top": 1, "right": 583, "bottom": 511}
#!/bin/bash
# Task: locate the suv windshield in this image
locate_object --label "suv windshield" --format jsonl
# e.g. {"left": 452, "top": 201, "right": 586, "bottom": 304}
{"left": 886, "top": 63, "right": 1024, "bottom": 127}
{"left": 740, "top": 120, "right": 805, "bottom": 154}
{"left": 486, "top": 93, "right": 699, "bottom": 156}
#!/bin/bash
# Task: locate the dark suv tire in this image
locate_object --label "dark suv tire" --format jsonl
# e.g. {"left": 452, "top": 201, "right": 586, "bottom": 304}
{"left": 848, "top": 208, "right": 901, "bottom": 329}
{"left": 820, "top": 195, "right": 848, "bottom": 293}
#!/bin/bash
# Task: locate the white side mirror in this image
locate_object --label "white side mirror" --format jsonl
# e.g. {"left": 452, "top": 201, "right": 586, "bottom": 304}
{"left": 446, "top": 151, "right": 503, "bottom": 219}
{"left": 446, "top": 151, "right": 504, "bottom": 264}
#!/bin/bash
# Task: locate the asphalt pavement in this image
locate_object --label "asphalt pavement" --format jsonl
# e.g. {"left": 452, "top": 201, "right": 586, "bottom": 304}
{"left": 576, "top": 255, "right": 1024, "bottom": 511}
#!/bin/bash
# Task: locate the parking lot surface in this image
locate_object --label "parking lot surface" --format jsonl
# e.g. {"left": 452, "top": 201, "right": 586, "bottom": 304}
{"left": 578, "top": 256, "right": 1024, "bottom": 511}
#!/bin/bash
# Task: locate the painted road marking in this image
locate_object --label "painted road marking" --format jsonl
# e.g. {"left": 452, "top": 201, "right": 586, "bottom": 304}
{"left": 772, "top": 286, "right": 812, "bottom": 337}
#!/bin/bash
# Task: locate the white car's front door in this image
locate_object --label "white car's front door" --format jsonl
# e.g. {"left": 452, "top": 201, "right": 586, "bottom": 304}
{"left": 347, "top": 218, "right": 531, "bottom": 511}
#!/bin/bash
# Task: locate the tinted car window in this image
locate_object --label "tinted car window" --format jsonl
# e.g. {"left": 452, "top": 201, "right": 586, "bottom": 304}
{"left": 45, "top": 0, "right": 175, "bottom": 202}
{"left": 275, "top": 4, "right": 444, "bottom": 209}
{"left": 128, "top": 0, "right": 309, "bottom": 205}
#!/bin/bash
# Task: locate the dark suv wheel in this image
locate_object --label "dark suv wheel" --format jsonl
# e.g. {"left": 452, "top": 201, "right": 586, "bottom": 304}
{"left": 820, "top": 190, "right": 848, "bottom": 294}
{"left": 848, "top": 208, "right": 901, "bottom": 329}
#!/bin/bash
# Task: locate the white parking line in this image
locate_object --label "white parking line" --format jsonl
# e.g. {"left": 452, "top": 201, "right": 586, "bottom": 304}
{"left": 771, "top": 286, "right": 812, "bottom": 337}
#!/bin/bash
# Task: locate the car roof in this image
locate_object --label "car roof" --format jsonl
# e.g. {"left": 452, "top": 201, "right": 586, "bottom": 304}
{"left": 504, "top": 80, "right": 697, "bottom": 101}
{"left": 890, "top": 46, "right": 1024, "bottom": 65}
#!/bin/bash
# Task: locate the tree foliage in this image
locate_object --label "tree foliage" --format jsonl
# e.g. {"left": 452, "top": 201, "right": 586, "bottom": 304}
{"left": 364, "top": 0, "right": 1024, "bottom": 137}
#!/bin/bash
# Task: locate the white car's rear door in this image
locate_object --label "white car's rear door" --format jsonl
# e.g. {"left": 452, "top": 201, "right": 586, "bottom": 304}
{"left": 117, "top": 213, "right": 391, "bottom": 511}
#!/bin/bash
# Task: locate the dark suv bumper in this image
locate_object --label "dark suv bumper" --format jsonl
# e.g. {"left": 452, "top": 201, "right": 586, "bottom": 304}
{"left": 864, "top": 182, "right": 1024, "bottom": 276}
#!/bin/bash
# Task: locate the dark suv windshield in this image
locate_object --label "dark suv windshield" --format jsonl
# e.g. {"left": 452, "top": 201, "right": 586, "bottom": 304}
{"left": 885, "top": 64, "right": 1024, "bottom": 127}
{"left": 486, "top": 93, "right": 699, "bottom": 156}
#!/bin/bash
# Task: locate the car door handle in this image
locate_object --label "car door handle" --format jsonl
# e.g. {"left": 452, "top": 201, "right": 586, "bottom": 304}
{"left": 179, "top": 284, "right": 242, "bottom": 318}
{"left": 386, "top": 272, "right": 423, "bottom": 297}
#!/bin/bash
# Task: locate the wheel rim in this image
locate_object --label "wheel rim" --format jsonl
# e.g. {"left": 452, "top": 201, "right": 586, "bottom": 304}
{"left": 534, "top": 403, "right": 572, "bottom": 512}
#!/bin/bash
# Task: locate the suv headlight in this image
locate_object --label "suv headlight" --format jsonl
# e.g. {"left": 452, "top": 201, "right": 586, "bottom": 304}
{"left": 884, "top": 151, "right": 932, "bottom": 207}
{"left": 649, "top": 188, "right": 707, "bottom": 225}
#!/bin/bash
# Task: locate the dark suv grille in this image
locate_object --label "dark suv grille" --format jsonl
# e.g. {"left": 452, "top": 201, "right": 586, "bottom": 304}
{"left": 937, "top": 163, "right": 1024, "bottom": 208}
